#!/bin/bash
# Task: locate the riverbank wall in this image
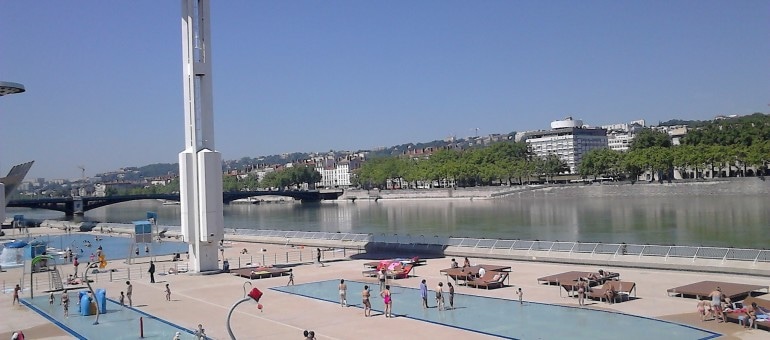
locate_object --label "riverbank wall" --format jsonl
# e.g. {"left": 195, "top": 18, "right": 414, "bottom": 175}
{"left": 336, "top": 177, "right": 770, "bottom": 201}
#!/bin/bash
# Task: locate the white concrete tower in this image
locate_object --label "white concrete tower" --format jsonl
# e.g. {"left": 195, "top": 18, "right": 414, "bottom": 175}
{"left": 179, "top": 0, "right": 224, "bottom": 272}
{"left": 0, "top": 81, "right": 27, "bottom": 226}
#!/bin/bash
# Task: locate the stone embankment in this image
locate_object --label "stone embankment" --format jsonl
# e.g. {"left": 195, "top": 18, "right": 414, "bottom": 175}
{"left": 338, "top": 177, "right": 770, "bottom": 201}
{"left": 338, "top": 186, "right": 542, "bottom": 201}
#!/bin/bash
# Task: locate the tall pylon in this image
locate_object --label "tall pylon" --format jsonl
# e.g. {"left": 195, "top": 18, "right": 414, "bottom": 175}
{"left": 179, "top": 0, "right": 224, "bottom": 272}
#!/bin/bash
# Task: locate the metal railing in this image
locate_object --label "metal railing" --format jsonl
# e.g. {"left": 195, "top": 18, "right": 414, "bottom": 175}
{"left": 446, "top": 238, "right": 770, "bottom": 264}
{"left": 225, "top": 246, "right": 363, "bottom": 269}
{"left": 226, "top": 229, "right": 371, "bottom": 243}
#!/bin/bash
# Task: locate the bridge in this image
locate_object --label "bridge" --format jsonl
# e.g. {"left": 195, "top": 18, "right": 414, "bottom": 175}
{"left": 7, "top": 190, "right": 343, "bottom": 216}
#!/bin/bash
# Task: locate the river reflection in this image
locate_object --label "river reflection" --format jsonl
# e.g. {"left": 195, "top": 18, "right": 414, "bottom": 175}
{"left": 8, "top": 192, "right": 769, "bottom": 248}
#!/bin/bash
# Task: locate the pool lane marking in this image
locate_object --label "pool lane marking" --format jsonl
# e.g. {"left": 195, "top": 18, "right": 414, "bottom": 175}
{"left": 161, "top": 283, "right": 343, "bottom": 340}
{"left": 20, "top": 299, "right": 87, "bottom": 340}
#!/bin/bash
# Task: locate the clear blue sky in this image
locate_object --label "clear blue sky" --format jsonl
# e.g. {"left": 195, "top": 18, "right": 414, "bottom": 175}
{"left": 1, "top": 1, "right": 768, "bottom": 180}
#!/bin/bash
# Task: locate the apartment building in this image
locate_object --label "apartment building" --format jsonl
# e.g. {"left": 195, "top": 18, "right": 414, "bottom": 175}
{"left": 314, "top": 156, "right": 362, "bottom": 188}
{"left": 519, "top": 117, "right": 608, "bottom": 173}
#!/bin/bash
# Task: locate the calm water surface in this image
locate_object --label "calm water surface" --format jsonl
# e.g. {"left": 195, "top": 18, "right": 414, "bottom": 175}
{"left": 9, "top": 189, "right": 769, "bottom": 248}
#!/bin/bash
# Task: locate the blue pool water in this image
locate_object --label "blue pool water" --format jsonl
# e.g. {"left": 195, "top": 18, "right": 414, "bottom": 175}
{"left": 272, "top": 280, "right": 720, "bottom": 340}
{"left": 22, "top": 294, "right": 199, "bottom": 339}
{"left": 14, "top": 234, "right": 187, "bottom": 262}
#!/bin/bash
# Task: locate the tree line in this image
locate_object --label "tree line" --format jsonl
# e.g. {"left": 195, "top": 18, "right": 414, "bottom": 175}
{"left": 356, "top": 113, "right": 770, "bottom": 188}
{"left": 110, "top": 165, "right": 322, "bottom": 195}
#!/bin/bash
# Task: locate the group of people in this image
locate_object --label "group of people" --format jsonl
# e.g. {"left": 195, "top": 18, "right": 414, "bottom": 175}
{"left": 419, "top": 279, "right": 455, "bottom": 311}
{"left": 337, "top": 279, "right": 390, "bottom": 317}
{"left": 698, "top": 286, "right": 769, "bottom": 329}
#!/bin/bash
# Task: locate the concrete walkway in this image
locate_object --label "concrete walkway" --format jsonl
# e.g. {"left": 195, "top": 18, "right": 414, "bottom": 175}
{"left": 2, "top": 227, "right": 769, "bottom": 339}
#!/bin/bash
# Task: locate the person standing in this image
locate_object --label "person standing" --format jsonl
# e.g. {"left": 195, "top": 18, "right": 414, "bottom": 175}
{"left": 708, "top": 287, "right": 724, "bottom": 322}
{"left": 447, "top": 282, "right": 455, "bottom": 309}
{"left": 61, "top": 290, "right": 70, "bottom": 317}
{"left": 338, "top": 279, "right": 347, "bottom": 307}
{"left": 435, "top": 282, "right": 445, "bottom": 311}
{"left": 126, "top": 281, "right": 133, "bottom": 307}
{"left": 316, "top": 248, "right": 323, "bottom": 267}
{"left": 49, "top": 291, "right": 55, "bottom": 305}
{"left": 381, "top": 285, "right": 393, "bottom": 318}
{"left": 419, "top": 279, "right": 429, "bottom": 308}
{"left": 378, "top": 269, "right": 387, "bottom": 291}
{"left": 516, "top": 287, "right": 523, "bottom": 304}
{"left": 148, "top": 261, "right": 156, "bottom": 283}
{"left": 286, "top": 269, "right": 294, "bottom": 286}
{"left": 362, "top": 285, "right": 371, "bottom": 317}
{"left": 73, "top": 256, "right": 79, "bottom": 277}
{"left": 165, "top": 284, "right": 171, "bottom": 301}
{"left": 119, "top": 291, "right": 125, "bottom": 308}
{"left": 13, "top": 284, "right": 21, "bottom": 305}
{"left": 577, "top": 279, "right": 586, "bottom": 306}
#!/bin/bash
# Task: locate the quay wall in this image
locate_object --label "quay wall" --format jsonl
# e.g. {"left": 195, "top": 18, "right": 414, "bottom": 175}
{"left": 337, "top": 178, "right": 770, "bottom": 201}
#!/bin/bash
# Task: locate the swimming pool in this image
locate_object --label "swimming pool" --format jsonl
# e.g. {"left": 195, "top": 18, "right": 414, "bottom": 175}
{"left": 272, "top": 280, "right": 720, "bottom": 340}
{"left": 15, "top": 233, "right": 188, "bottom": 263}
{"left": 22, "top": 293, "right": 199, "bottom": 340}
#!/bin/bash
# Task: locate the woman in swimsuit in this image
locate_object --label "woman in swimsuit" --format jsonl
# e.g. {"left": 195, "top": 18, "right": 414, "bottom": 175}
{"left": 362, "top": 285, "right": 371, "bottom": 317}
{"left": 338, "top": 279, "right": 347, "bottom": 307}
{"left": 381, "top": 285, "right": 392, "bottom": 318}
{"left": 577, "top": 279, "right": 586, "bottom": 306}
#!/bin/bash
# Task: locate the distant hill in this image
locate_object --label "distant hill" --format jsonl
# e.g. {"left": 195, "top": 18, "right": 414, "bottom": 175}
{"left": 657, "top": 119, "right": 711, "bottom": 128}
{"left": 132, "top": 133, "right": 518, "bottom": 175}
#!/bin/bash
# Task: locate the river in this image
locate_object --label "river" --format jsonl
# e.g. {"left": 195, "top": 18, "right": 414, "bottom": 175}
{"left": 7, "top": 180, "right": 770, "bottom": 248}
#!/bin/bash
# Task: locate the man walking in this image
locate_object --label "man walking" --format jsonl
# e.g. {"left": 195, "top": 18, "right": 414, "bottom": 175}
{"left": 148, "top": 261, "right": 155, "bottom": 283}
{"left": 126, "top": 281, "right": 133, "bottom": 307}
{"left": 419, "top": 279, "right": 429, "bottom": 308}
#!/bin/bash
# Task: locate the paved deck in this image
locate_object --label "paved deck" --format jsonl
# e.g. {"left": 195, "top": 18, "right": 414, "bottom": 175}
{"left": 2, "top": 227, "right": 770, "bottom": 339}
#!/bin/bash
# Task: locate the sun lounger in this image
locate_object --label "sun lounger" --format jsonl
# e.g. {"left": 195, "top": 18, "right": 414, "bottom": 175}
{"left": 537, "top": 271, "right": 595, "bottom": 286}
{"left": 467, "top": 271, "right": 509, "bottom": 290}
{"left": 725, "top": 296, "right": 770, "bottom": 331}
{"left": 667, "top": 280, "right": 769, "bottom": 300}
{"left": 586, "top": 281, "right": 636, "bottom": 303}
{"left": 386, "top": 264, "right": 414, "bottom": 279}
{"left": 231, "top": 267, "right": 290, "bottom": 280}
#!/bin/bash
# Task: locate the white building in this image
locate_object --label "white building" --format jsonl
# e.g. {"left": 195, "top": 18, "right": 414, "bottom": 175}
{"left": 602, "top": 120, "right": 646, "bottom": 152}
{"left": 607, "top": 133, "right": 634, "bottom": 152}
{"left": 314, "top": 157, "right": 362, "bottom": 188}
{"left": 521, "top": 117, "right": 608, "bottom": 173}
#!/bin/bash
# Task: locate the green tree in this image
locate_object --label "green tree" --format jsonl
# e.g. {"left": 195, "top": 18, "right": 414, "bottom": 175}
{"left": 578, "top": 148, "right": 622, "bottom": 179}
{"left": 630, "top": 129, "right": 672, "bottom": 150}
{"left": 537, "top": 154, "right": 567, "bottom": 183}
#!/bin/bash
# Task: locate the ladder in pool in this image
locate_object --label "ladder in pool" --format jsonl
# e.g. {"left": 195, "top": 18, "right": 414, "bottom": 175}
{"left": 49, "top": 267, "right": 64, "bottom": 291}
